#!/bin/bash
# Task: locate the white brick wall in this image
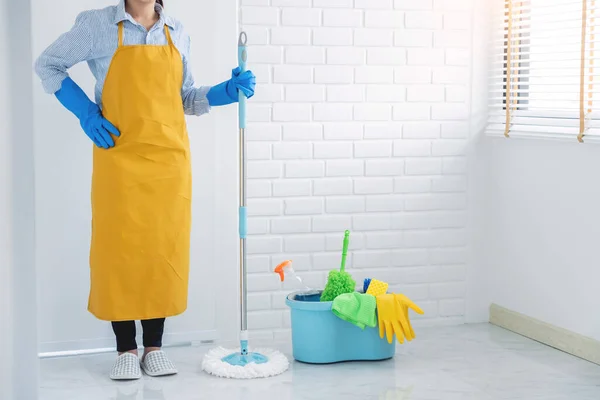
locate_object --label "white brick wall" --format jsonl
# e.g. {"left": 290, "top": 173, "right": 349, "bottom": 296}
{"left": 241, "top": 0, "right": 473, "bottom": 340}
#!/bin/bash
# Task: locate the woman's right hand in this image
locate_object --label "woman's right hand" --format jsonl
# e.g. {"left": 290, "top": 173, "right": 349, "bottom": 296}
{"left": 54, "top": 77, "right": 120, "bottom": 149}
{"left": 79, "top": 103, "right": 120, "bottom": 149}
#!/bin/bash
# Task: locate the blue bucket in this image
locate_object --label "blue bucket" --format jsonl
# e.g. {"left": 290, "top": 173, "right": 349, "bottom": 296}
{"left": 285, "top": 291, "right": 396, "bottom": 364}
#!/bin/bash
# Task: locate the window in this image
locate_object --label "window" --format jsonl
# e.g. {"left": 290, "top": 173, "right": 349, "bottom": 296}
{"left": 487, "top": 0, "right": 600, "bottom": 142}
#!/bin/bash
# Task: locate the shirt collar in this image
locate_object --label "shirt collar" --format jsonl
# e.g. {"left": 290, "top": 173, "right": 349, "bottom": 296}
{"left": 114, "top": 0, "right": 175, "bottom": 29}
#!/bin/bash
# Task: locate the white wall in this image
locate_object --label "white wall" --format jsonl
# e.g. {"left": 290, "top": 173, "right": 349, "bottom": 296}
{"left": 467, "top": 0, "right": 600, "bottom": 340}
{"left": 480, "top": 138, "right": 600, "bottom": 340}
{"left": 1, "top": 0, "right": 38, "bottom": 397}
{"left": 240, "top": 0, "right": 476, "bottom": 340}
{"left": 32, "top": 0, "right": 237, "bottom": 353}
{"left": 465, "top": 0, "right": 492, "bottom": 323}
{"left": 0, "top": 2, "right": 14, "bottom": 399}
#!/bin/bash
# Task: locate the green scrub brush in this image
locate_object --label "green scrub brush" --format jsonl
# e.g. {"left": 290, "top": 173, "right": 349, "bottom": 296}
{"left": 320, "top": 230, "right": 356, "bottom": 302}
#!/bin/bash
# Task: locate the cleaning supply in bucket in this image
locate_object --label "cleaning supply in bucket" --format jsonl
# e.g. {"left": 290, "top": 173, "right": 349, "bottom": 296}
{"left": 395, "top": 293, "right": 423, "bottom": 340}
{"left": 376, "top": 293, "right": 424, "bottom": 344}
{"left": 363, "top": 278, "right": 372, "bottom": 293}
{"left": 365, "top": 278, "right": 389, "bottom": 297}
{"left": 376, "top": 294, "right": 407, "bottom": 344}
{"left": 320, "top": 230, "right": 356, "bottom": 302}
{"left": 274, "top": 260, "right": 320, "bottom": 297}
{"left": 331, "top": 292, "right": 377, "bottom": 329}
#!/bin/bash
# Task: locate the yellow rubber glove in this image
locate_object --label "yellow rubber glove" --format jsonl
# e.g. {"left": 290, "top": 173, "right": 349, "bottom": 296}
{"left": 376, "top": 294, "right": 425, "bottom": 344}
{"left": 376, "top": 294, "right": 405, "bottom": 344}
{"left": 394, "top": 293, "right": 424, "bottom": 341}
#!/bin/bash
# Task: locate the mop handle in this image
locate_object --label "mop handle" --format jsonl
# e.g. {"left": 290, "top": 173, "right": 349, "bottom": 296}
{"left": 238, "top": 32, "right": 249, "bottom": 337}
{"left": 340, "top": 230, "right": 350, "bottom": 272}
{"left": 238, "top": 32, "right": 248, "bottom": 239}
{"left": 238, "top": 32, "right": 248, "bottom": 131}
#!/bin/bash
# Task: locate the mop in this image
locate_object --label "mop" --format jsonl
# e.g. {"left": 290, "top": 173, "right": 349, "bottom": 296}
{"left": 201, "top": 32, "right": 289, "bottom": 379}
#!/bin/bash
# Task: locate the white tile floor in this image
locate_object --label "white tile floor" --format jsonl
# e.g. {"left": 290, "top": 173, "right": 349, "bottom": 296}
{"left": 39, "top": 324, "right": 600, "bottom": 400}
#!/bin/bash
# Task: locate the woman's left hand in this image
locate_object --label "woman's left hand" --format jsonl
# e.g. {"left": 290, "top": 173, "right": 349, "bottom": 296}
{"left": 231, "top": 67, "right": 256, "bottom": 99}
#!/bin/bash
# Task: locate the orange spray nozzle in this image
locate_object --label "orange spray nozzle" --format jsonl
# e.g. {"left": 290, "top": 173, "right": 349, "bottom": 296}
{"left": 274, "top": 260, "right": 293, "bottom": 282}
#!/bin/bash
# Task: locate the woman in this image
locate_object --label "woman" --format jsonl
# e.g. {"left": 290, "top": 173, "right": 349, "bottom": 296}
{"left": 35, "top": 0, "right": 256, "bottom": 380}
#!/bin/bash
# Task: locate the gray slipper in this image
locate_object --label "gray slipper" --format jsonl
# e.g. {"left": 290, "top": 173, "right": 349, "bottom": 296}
{"left": 140, "top": 350, "right": 178, "bottom": 377}
{"left": 110, "top": 353, "right": 142, "bottom": 381}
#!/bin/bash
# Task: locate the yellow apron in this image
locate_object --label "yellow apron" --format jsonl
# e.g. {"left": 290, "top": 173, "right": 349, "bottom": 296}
{"left": 88, "top": 22, "right": 191, "bottom": 321}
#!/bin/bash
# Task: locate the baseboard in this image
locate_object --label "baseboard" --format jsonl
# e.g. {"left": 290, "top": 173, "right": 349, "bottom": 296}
{"left": 38, "top": 329, "right": 217, "bottom": 358}
{"left": 489, "top": 304, "right": 600, "bottom": 365}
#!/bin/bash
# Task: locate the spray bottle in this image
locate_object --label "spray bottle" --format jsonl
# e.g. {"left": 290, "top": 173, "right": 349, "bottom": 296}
{"left": 274, "top": 260, "right": 320, "bottom": 296}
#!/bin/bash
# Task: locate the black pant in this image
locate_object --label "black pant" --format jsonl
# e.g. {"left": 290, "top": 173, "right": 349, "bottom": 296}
{"left": 111, "top": 318, "right": 165, "bottom": 353}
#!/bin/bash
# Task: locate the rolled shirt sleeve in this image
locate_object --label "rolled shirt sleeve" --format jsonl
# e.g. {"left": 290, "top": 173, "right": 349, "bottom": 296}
{"left": 34, "top": 11, "right": 94, "bottom": 94}
{"left": 180, "top": 32, "right": 211, "bottom": 116}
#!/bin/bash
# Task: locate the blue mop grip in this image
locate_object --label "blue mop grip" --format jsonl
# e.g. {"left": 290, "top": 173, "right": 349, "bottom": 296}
{"left": 239, "top": 206, "right": 248, "bottom": 239}
{"left": 238, "top": 32, "right": 247, "bottom": 130}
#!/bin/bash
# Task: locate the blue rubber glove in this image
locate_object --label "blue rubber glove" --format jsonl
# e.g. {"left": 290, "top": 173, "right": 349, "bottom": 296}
{"left": 206, "top": 67, "right": 256, "bottom": 107}
{"left": 55, "top": 77, "right": 120, "bottom": 149}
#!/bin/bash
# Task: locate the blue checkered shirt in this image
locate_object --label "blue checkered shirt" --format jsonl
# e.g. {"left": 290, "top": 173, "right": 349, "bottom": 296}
{"left": 34, "top": 0, "right": 210, "bottom": 116}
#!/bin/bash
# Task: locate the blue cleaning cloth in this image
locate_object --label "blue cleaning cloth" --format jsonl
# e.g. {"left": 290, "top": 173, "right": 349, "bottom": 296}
{"left": 207, "top": 67, "right": 256, "bottom": 106}
{"left": 55, "top": 77, "right": 120, "bottom": 149}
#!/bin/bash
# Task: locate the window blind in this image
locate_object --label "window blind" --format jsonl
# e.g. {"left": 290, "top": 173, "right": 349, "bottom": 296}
{"left": 487, "top": 0, "right": 600, "bottom": 142}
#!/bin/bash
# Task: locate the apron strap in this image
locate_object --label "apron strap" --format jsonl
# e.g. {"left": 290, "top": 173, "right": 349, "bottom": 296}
{"left": 164, "top": 25, "right": 174, "bottom": 46}
{"left": 118, "top": 22, "right": 124, "bottom": 47}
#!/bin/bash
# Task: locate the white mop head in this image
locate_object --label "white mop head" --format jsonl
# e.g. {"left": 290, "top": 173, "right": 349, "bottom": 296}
{"left": 202, "top": 347, "right": 289, "bottom": 379}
